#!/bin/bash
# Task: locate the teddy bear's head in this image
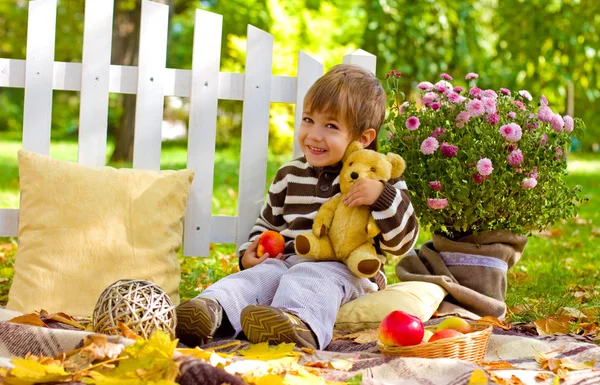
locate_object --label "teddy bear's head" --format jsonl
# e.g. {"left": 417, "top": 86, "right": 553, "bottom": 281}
{"left": 339, "top": 141, "right": 406, "bottom": 194}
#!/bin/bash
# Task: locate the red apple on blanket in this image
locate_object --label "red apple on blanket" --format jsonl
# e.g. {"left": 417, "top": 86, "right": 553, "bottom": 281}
{"left": 428, "top": 329, "right": 464, "bottom": 343}
{"left": 436, "top": 316, "right": 472, "bottom": 334}
{"left": 378, "top": 310, "right": 424, "bottom": 347}
{"left": 256, "top": 230, "right": 285, "bottom": 258}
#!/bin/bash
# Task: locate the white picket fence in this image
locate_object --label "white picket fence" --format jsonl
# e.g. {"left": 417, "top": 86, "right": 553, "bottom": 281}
{"left": 0, "top": 0, "right": 378, "bottom": 257}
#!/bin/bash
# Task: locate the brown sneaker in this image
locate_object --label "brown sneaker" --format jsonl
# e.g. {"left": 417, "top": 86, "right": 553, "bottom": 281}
{"left": 240, "top": 304, "right": 318, "bottom": 350}
{"left": 176, "top": 297, "right": 223, "bottom": 347}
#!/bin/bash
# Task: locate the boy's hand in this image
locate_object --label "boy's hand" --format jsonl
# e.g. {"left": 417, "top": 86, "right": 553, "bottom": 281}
{"left": 241, "top": 237, "right": 285, "bottom": 269}
{"left": 343, "top": 179, "right": 385, "bottom": 208}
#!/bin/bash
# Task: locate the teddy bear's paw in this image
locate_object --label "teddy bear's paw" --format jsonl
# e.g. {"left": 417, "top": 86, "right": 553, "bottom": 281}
{"left": 346, "top": 252, "right": 382, "bottom": 278}
{"left": 295, "top": 234, "right": 312, "bottom": 256}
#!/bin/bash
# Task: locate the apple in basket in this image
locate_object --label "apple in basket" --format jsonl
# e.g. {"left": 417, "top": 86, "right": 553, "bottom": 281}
{"left": 378, "top": 310, "right": 424, "bottom": 346}
{"left": 436, "top": 316, "right": 472, "bottom": 334}
{"left": 256, "top": 230, "right": 285, "bottom": 257}
{"left": 428, "top": 329, "right": 464, "bottom": 343}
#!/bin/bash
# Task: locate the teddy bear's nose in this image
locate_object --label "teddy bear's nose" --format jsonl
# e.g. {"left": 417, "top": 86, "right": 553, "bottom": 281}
{"left": 350, "top": 172, "right": 359, "bottom": 180}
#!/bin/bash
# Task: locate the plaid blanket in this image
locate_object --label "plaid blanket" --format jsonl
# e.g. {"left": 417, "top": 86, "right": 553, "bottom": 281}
{"left": 1, "top": 309, "right": 599, "bottom": 384}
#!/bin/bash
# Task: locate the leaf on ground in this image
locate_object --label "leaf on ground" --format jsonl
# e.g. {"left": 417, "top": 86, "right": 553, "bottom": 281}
{"left": 176, "top": 347, "right": 231, "bottom": 367}
{"left": 238, "top": 343, "right": 298, "bottom": 360}
{"left": 561, "top": 307, "right": 588, "bottom": 319}
{"left": 245, "top": 373, "right": 284, "bottom": 385}
{"left": 302, "top": 358, "right": 353, "bottom": 371}
{"left": 535, "top": 372, "right": 551, "bottom": 381}
{"left": 43, "top": 312, "right": 85, "bottom": 330}
{"left": 467, "top": 369, "right": 487, "bottom": 385}
{"left": 8, "top": 313, "right": 48, "bottom": 328}
{"left": 282, "top": 367, "right": 327, "bottom": 385}
{"left": 2, "top": 357, "right": 70, "bottom": 385}
{"left": 478, "top": 316, "right": 511, "bottom": 330}
{"left": 337, "top": 329, "right": 379, "bottom": 344}
{"left": 535, "top": 347, "right": 593, "bottom": 380}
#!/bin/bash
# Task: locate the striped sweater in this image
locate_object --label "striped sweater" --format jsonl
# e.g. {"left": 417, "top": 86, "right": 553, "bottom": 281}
{"left": 238, "top": 156, "right": 419, "bottom": 280}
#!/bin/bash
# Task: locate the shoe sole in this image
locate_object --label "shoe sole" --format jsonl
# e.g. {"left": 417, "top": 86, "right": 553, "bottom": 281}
{"left": 240, "top": 305, "right": 316, "bottom": 349}
{"left": 176, "top": 299, "right": 218, "bottom": 346}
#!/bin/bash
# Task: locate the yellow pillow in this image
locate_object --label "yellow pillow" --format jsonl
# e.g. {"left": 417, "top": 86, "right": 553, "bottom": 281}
{"left": 7, "top": 149, "right": 194, "bottom": 316}
{"left": 334, "top": 281, "right": 447, "bottom": 331}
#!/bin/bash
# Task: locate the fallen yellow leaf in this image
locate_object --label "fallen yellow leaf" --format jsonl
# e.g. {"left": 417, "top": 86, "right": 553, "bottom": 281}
{"left": 8, "top": 313, "right": 47, "bottom": 328}
{"left": 467, "top": 369, "right": 487, "bottom": 385}
{"left": 338, "top": 329, "right": 379, "bottom": 344}
{"left": 478, "top": 316, "right": 511, "bottom": 330}
{"left": 238, "top": 343, "right": 298, "bottom": 361}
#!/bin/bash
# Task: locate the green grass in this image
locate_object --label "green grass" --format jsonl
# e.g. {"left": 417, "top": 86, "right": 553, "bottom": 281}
{"left": 1, "top": 135, "right": 599, "bottom": 332}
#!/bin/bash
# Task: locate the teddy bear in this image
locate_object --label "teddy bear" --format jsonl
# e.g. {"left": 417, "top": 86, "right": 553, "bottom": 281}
{"left": 294, "top": 141, "right": 406, "bottom": 278}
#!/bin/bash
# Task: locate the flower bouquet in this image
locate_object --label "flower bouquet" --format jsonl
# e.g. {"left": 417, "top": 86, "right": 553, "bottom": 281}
{"left": 381, "top": 71, "right": 584, "bottom": 239}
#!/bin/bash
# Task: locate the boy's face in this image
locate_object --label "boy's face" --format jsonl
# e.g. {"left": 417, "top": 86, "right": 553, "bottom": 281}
{"left": 298, "top": 110, "right": 354, "bottom": 167}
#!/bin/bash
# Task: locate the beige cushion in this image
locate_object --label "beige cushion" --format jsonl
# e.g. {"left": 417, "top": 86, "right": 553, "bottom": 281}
{"left": 334, "top": 281, "right": 447, "bottom": 331}
{"left": 7, "top": 149, "right": 194, "bottom": 316}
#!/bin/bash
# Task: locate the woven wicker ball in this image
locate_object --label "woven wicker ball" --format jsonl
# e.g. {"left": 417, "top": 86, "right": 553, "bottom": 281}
{"left": 92, "top": 279, "right": 177, "bottom": 339}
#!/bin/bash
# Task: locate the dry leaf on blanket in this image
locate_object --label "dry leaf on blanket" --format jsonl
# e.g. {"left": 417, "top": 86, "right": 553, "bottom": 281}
{"left": 533, "top": 315, "right": 572, "bottom": 335}
{"left": 479, "top": 361, "right": 518, "bottom": 370}
{"left": 43, "top": 312, "right": 85, "bottom": 330}
{"left": 303, "top": 358, "right": 353, "bottom": 371}
{"left": 478, "top": 316, "right": 511, "bottom": 330}
{"left": 467, "top": 369, "right": 488, "bottom": 385}
{"left": 337, "top": 329, "right": 379, "bottom": 344}
{"left": 62, "top": 335, "right": 125, "bottom": 372}
{"left": 117, "top": 321, "right": 141, "bottom": 340}
{"left": 486, "top": 373, "right": 527, "bottom": 385}
{"left": 8, "top": 313, "right": 48, "bottom": 328}
{"left": 535, "top": 372, "right": 551, "bottom": 381}
{"left": 237, "top": 342, "right": 299, "bottom": 360}
{"left": 1, "top": 357, "right": 71, "bottom": 384}
{"left": 535, "top": 348, "right": 594, "bottom": 380}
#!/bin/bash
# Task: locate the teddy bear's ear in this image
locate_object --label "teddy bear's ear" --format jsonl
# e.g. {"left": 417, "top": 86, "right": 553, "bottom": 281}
{"left": 342, "top": 141, "right": 364, "bottom": 163}
{"left": 387, "top": 153, "right": 406, "bottom": 178}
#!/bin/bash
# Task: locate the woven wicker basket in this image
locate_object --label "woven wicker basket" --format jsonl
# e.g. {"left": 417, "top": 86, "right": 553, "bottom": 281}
{"left": 377, "top": 323, "right": 492, "bottom": 362}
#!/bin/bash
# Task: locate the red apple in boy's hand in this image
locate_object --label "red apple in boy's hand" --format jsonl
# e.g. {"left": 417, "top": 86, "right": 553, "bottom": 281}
{"left": 256, "top": 230, "right": 285, "bottom": 258}
{"left": 378, "top": 310, "right": 424, "bottom": 347}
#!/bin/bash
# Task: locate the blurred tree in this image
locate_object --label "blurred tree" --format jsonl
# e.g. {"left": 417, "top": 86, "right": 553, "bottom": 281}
{"left": 489, "top": 0, "right": 600, "bottom": 150}
{"left": 360, "top": 0, "right": 489, "bottom": 98}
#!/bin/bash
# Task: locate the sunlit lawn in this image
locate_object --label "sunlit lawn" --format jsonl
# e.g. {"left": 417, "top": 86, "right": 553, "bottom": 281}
{"left": 0, "top": 136, "right": 598, "bottom": 330}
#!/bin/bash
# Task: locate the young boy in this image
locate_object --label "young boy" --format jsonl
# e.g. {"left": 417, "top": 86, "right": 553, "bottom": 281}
{"left": 176, "top": 64, "right": 419, "bottom": 350}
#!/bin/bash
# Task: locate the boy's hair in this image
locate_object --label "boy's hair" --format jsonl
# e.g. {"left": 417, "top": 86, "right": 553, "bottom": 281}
{"left": 303, "top": 64, "right": 386, "bottom": 151}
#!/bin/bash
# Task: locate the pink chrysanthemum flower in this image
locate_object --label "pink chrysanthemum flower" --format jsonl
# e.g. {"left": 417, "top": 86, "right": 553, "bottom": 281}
{"left": 406, "top": 116, "right": 420, "bottom": 131}
{"left": 518, "top": 90, "right": 533, "bottom": 101}
{"left": 465, "top": 72, "right": 479, "bottom": 80}
{"left": 430, "top": 102, "right": 441, "bottom": 110}
{"left": 448, "top": 92, "right": 466, "bottom": 104}
{"left": 540, "top": 95, "right": 548, "bottom": 106}
{"left": 521, "top": 177, "right": 537, "bottom": 189}
{"left": 508, "top": 111, "right": 517, "bottom": 119}
{"left": 507, "top": 149, "right": 524, "bottom": 166}
{"left": 435, "top": 80, "right": 453, "bottom": 91}
{"left": 482, "top": 89, "right": 498, "bottom": 99}
{"left": 486, "top": 113, "right": 500, "bottom": 125}
{"left": 429, "top": 181, "right": 443, "bottom": 191}
{"left": 420, "top": 137, "right": 439, "bottom": 155}
{"left": 499, "top": 123, "right": 523, "bottom": 142}
{"left": 387, "top": 132, "right": 394, "bottom": 140}
{"left": 422, "top": 92, "right": 439, "bottom": 105}
{"left": 540, "top": 133, "right": 548, "bottom": 147}
{"left": 552, "top": 114, "right": 564, "bottom": 132}
{"left": 430, "top": 127, "right": 446, "bottom": 138}
{"left": 481, "top": 97, "right": 497, "bottom": 114}
{"left": 399, "top": 101, "right": 410, "bottom": 114}
{"left": 427, "top": 198, "right": 448, "bottom": 210}
{"left": 556, "top": 147, "right": 564, "bottom": 156}
{"left": 453, "top": 86, "right": 464, "bottom": 93}
{"left": 513, "top": 100, "right": 526, "bottom": 110}
{"left": 500, "top": 88, "right": 511, "bottom": 95}
{"left": 564, "top": 115, "right": 574, "bottom": 133}
{"left": 470, "top": 87, "right": 482, "bottom": 98}
{"left": 455, "top": 111, "right": 471, "bottom": 128}
{"left": 476, "top": 158, "right": 494, "bottom": 176}
{"left": 527, "top": 166, "right": 539, "bottom": 180}
{"left": 467, "top": 99, "right": 485, "bottom": 117}
{"left": 440, "top": 142, "right": 458, "bottom": 158}
{"left": 417, "top": 81, "right": 434, "bottom": 91}
{"left": 472, "top": 173, "right": 486, "bottom": 184}
{"left": 440, "top": 73, "right": 453, "bottom": 81}
{"left": 537, "top": 105, "right": 554, "bottom": 123}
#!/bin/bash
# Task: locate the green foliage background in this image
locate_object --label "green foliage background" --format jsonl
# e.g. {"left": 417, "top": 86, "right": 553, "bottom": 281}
{"left": 0, "top": 0, "right": 598, "bottom": 153}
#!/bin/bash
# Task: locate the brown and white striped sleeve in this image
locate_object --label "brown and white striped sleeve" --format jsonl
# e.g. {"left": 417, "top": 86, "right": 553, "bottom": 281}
{"left": 238, "top": 165, "right": 290, "bottom": 269}
{"left": 370, "top": 177, "right": 419, "bottom": 256}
